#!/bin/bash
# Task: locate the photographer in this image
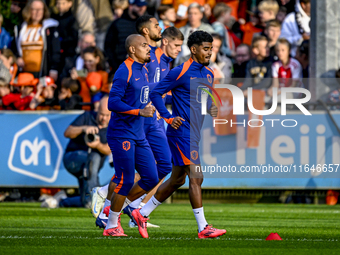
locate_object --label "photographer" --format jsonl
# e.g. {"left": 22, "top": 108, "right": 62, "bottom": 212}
{"left": 61, "top": 95, "right": 111, "bottom": 208}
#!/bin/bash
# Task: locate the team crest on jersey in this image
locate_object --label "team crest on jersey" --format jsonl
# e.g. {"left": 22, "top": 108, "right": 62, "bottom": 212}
{"left": 191, "top": 150, "right": 198, "bottom": 160}
{"left": 122, "top": 141, "right": 131, "bottom": 151}
{"left": 140, "top": 86, "right": 149, "bottom": 103}
{"left": 207, "top": 74, "right": 212, "bottom": 84}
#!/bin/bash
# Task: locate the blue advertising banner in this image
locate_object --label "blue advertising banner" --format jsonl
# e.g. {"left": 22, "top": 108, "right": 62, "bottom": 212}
{"left": 0, "top": 111, "right": 340, "bottom": 189}
{"left": 0, "top": 111, "right": 114, "bottom": 187}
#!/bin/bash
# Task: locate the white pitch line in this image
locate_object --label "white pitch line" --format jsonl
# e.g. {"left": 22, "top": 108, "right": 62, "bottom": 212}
{"left": 0, "top": 236, "right": 338, "bottom": 242}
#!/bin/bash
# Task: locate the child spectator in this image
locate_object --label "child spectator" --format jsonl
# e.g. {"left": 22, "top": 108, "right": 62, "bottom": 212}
{"left": 52, "top": 0, "right": 79, "bottom": 72}
{"left": 268, "top": 38, "right": 302, "bottom": 97}
{"left": 264, "top": 19, "right": 281, "bottom": 61}
{"left": 70, "top": 46, "right": 108, "bottom": 110}
{"left": 157, "top": 5, "right": 176, "bottom": 32}
{"left": 0, "top": 14, "right": 12, "bottom": 49}
{"left": 1, "top": 49, "right": 18, "bottom": 83}
{"left": 10, "top": 72, "right": 38, "bottom": 110}
{"left": 258, "top": 0, "right": 279, "bottom": 27}
{"left": 212, "top": 3, "right": 236, "bottom": 58}
{"left": 0, "top": 78, "right": 15, "bottom": 110}
{"left": 29, "top": 76, "right": 59, "bottom": 110}
{"left": 241, "top": 36, "right": 273, "bottom": 93}
{"left": 59, "top": 77, "right": 82, "bottom": 110}
{"left": 112, "top": 0, "right": 129, "bottom": 20}
{"left": 239, "top": 10, "right": 263, "bottom": 46}
{"left": 210, "top": 33, "right": 232, "bottom": 84}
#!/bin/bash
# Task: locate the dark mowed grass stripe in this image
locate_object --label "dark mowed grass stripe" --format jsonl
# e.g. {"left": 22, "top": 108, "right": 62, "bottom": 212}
{"left": 0, "top": 203, "right": 339, "bottom": 255}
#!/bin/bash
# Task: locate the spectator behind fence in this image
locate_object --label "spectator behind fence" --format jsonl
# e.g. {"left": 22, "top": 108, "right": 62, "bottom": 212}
{"left": 0, "top": 78, "right": 13, "bottom": 110}
{"left": 240, "top": 36, "right": 273, "bottom": 94}
{"left": 175, "top": 3, "right": 215, "bottom": 66}
{"left": 280, "top": 0, "right": 310, "bottom": 56}
{"left": 0, "top": 53, "right": 12, "bottom": 84}
{"left": 112, "top": 0, "right": 129, "bottom": 20}
{"left": 210, "top": 33, "right": 232, "bottom": 83}
{"left": 59, "top": 77, "right": 82, "bottom": 110}
{"left": 0, "top": 14, "right": 12, "bottom": 49}
{"left": 60, "top": 32, "right": 96, "bottom": 81}
{"left": 239, "top": 10, "right": 263, "bottom": 46}
{"left": 268, "top": 38, "right": 302, "bottom": 97}
{"left": 295, "top": 39, "right": 309, "bottom": 78}
{"left": 232, "top": 43, "right": 251, "bottom": 84}
{"left": 157, "top": 5, "right": 176, "bottom": 32}
{"left": 29, "top": 76, "right": 59, "bottom": 110}
{"left": 258, "top": 0, "right": 279, "bottom": 27}
{"left": 212, "top": 3, "right": 236, "bottom": 58}
{"left": 73, "top": 0, "right": 95, "bottom": 33}
{"left": 70, "top": 46, "right": 109, "bottom": 111}
{"left": 60, "top": 95, "right": 111, "bottom": 208}
{"left": 105, "top": 0, "right": 147, "bottom": 73}
{"left": 0, "top": 49, "right": 18, "bottom": 84}
{"left": 12, "top": 0, "right": 61, "bottom": 81}
{"left": 276, "top": 6, "right": 287, "bottom": 23}
{"left": 265, "top": 19, "right": 281, "bottom": 61}
{"left": 51, "top": 0, "right": 79, "bottom": 72}
{"left": 10, "top": 72, "right": 38, "bottom": 110}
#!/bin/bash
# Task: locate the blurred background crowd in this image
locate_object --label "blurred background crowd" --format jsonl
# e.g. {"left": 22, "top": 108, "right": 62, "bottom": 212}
{"left": 0, "top": 0, "right": 312, "bottom": 112}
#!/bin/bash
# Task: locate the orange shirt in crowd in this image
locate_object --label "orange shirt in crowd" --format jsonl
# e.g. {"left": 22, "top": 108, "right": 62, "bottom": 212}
{"left": 21, "top": 24, "right": 44, "bottom": 73}
{"left": 240, "top": 22, "right": 263, "bottom": 45}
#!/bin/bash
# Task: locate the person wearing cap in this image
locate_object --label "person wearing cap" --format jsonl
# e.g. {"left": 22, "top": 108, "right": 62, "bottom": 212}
{"left": 104, "top": 0, "right": 147, "bottom": 73}
{"left": 29, "top": 76, "right": 59, "bottom": 110}
{"left": 10, "top": 72, "right": 38, "bottom": 110}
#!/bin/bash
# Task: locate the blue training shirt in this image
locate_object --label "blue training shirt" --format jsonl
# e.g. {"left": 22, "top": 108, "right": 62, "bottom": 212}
{"left": 149, "top": 58, "right": 214, "bottom": 142}
{"left": 144, "top": 46, "right": 172, "bottom": 125}
{"left": 107, "top": 57, "right": 153, "bottom": 140}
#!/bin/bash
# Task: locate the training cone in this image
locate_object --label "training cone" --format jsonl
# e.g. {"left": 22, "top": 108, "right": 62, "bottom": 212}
{"left": 265, "top": 233, "right": 282, "bottom": 241}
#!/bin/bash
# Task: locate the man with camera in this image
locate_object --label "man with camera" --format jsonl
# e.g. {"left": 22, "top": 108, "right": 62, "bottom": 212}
{"left": 61, "top": 95, "right": 111, "bottom": 208}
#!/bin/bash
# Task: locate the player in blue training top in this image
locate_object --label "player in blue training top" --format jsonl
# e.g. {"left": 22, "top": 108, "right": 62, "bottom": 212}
{"left": 131, "top": 31, "right": 227, "bottom": 239}
{"left": 118, "top": 17, "right": 185, "bottom": 228}
{"left": 92, "top": 26, "right": 185, "bottom": 230}
{"left": 103, "top": 34, "right": 160, "bottom": 237}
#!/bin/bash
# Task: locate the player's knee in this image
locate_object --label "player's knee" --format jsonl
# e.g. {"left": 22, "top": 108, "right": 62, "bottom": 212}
{"left": 171, "top": 175, "right": 186, "bottom": 188}
{"left": 189, "top": 175, "right": 203, "bottom": 186}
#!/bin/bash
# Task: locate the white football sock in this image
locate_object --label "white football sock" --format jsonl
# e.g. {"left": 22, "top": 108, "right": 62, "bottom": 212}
{"left": 139, "top": 196, "right": 162, "bottom": 217}
{"left": 105, "top": 210, "right": 120, "bottom": 230}
{"left": 193, "top": 207, "right": 208, "bottom": 232}
{"left": 129, "top": 194, "right": 146, "bottom": 209}
{"left": 120, "top": 198, "right": 131, "bottom": 212}
{"left": 98, "top": 184, "right": 109, "bottom": 198}
{"left": 139, "top": 202, "right": 146, "bottom": 208}
{"left": 98, "top": 199, "right": 110, "bottom": 219}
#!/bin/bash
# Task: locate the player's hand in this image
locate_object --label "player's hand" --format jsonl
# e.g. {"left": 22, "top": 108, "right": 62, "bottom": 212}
{"left": 208, "top": 102, "right": 218, "bottom": 117}
{"left": 156, "top": 110, "right": 162, "bottom": 120}
{"left": 86, "top": 136, "right": 100, "bottom": 149}
{"left": 140, "top": 102, "right": 156, "bottom": 117}
{"left": 171, "top": 116, "right": 185, "bottom": 130}
{"left": 83, "top": 126, "right": 99, "bottom": 135}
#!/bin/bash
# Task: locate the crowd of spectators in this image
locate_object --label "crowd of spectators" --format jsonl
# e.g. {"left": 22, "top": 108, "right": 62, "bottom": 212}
{"left": 0, "top": 0, "right": 312, "bottom": 111}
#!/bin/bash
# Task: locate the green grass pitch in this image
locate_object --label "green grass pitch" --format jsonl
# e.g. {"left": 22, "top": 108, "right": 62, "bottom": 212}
{"left": 0, "top": 203, "right": 339, "bottom": 255}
